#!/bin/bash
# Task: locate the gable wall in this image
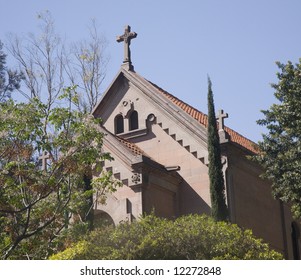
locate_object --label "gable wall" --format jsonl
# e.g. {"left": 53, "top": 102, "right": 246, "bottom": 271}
{"left": 98, "top": 78, "right": 212, "bottom": 216}
{"left": 100, "top": 82, "right": 152, "bottom": 134}
{"left": 132, "top": 124, "right": 211, "bottom": 215}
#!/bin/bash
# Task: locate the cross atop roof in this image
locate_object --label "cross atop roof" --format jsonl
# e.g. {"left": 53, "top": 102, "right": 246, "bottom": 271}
{"left": 39, "top": 151, "right": 50, "bottom": 171}
{"left": 216, "top": 109, "right": 228, "bottom": 131}
{"left": 116, "top": 25, "right": 137, "bottom": 70}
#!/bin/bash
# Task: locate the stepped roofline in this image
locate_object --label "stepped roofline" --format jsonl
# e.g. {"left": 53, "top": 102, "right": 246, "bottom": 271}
{"left": 92, "top": 66, "right": 259, "bottom": 155}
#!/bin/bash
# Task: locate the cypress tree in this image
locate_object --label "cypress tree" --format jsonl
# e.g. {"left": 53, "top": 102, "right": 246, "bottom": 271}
{"left": 207, "top": 77, "right": 228, "bottom": 221}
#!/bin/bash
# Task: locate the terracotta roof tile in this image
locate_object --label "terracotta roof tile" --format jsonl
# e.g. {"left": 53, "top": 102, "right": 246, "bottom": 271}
{"left": 101, "top": 125, "right": 150, "bottom": 157}
{"left": 146, "top": 80, "right": 259, "bottom": 154}
{"left": 115, "top": 135, "right": 150, "bottom": 157}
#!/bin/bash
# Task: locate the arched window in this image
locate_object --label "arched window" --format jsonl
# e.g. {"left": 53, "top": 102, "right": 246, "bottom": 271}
{"left": 115, "top": 114, "right": 124, "bottom": 134}
{"left": 129, "top": 110, "right": 139, "bottom": 131}
{"left": 292, "top": 222, "right": 300, "bottom": 259}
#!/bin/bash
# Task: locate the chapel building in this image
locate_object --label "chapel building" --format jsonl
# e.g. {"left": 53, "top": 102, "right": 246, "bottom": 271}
{"left": 91, "top": 26, "right": 300, "bottom": 259}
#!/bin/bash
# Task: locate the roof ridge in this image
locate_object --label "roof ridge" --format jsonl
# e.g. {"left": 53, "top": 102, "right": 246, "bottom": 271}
{"left": 139, "top": 75, "right": 258, "bottom": 154}
{"left": 147, "top": 79, "right": 209, "bottom": 126}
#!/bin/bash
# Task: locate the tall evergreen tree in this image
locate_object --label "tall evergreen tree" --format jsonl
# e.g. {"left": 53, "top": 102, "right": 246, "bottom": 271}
{"left": 207, "top": 77, "right": 228, "bottom": 221}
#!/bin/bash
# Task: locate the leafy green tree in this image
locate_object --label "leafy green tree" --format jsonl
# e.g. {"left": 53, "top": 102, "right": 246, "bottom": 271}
{"left": 254, "top": 59, "right": 301, "bottom": 219}
{"left": 50, "top": 214, "right": 282, "bottom": 260}
{"left": 0, "top": 87, "right": 119, "bottom": 259}
{"left": 0, "top": 40, "right": 24, "bottom": 102}
{"left": 0, "top": 12, "right": 111, "bottom": 259}
{"left": 207, "top": 77, "right": 228, "bottom": 221}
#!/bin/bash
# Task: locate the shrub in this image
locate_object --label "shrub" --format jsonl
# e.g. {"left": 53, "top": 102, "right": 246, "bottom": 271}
{"left": 50, "top": 214, "right": 282, "bottom": 260}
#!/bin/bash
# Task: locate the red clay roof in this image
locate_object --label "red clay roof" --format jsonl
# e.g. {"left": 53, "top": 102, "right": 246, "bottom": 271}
{"left": 101, "top": 125, "right": 149, "bottom": 157}
{"left": 115, "top": 135, "right": 148, "bottom": 156}
{"left": 146, "top": 79, "right": 259, "bottom": 154}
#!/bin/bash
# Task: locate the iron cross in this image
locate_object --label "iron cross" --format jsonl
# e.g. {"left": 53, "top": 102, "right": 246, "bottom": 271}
{"left": 116, "top": 25, "right": 137, "bottom": 64}
{"left": 216, "top": 109, "right": 228, "bottom": 131}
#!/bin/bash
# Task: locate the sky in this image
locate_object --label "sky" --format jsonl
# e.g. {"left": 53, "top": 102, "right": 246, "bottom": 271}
{"left": 1, "top": 0, "right": 301, "bottom": 142}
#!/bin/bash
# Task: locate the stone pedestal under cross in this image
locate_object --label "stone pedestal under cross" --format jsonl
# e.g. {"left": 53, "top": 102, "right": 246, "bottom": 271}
{"left": 116, "top": 25, "right": 137, "bottom": 69}
{"left": 39, "top": 151, "right": 50, "bottom": 171}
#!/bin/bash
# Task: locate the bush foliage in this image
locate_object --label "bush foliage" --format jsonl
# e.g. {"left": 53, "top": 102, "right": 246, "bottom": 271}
{"left": 50, "top": 214, "right": 282, "bottom": 260}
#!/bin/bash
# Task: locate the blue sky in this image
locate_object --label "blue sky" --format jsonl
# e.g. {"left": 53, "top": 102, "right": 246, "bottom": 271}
{"left": 1, "top": 0, "right": 301, "bottom": 142}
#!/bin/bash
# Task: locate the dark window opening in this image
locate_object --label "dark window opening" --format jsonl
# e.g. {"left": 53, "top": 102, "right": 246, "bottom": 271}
{"left": 129, "top": 110, "right": 139, "bottom": 131}
{"left": 115, "top": 114, "right": 124, "bottom": 134}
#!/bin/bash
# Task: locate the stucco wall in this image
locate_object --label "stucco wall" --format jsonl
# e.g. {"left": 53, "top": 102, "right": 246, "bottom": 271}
{"left": 132, "top": 124, "right": 211, "bottom": 215}
{"left": 226, "top": 145, "right": 286, "bottom": 253}
{"left": 143, "top": 184, "right": 176, "bottom": 218}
